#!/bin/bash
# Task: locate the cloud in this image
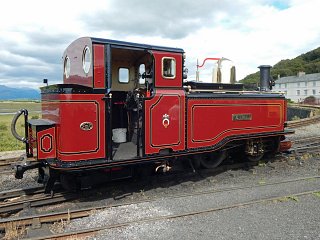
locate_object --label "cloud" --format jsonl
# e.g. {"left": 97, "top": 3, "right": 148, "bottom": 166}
{"left": 82, "top": 0, "right": 255, "bottom": 39}
{"left": 0, "top": 30, "right": 75, "bottom": 88}
{"left": 0, "top": 0, "right": 320, "bottom": 89}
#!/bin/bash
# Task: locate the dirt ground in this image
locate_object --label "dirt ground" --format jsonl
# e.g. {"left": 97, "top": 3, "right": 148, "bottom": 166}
{"left": 1, "top": 123, "right": 320, "bottom": 239}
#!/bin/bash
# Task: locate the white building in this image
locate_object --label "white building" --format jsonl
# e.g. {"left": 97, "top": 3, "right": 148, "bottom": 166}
{"left": 272, "top": 72, "right": 320, "bottom": 102}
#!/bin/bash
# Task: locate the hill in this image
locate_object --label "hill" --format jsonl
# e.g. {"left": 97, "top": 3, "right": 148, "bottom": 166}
{"left": 240, "top": 47, "right": 320, "bottom": 88}
{"left": 0, "top": 85, "right": 40, "bottom": 100}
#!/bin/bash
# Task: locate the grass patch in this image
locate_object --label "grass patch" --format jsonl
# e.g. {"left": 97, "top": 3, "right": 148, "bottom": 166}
{"left": 4, "top": 222, "right": 26, "bottom": 240}
{"left": 0, "top": 101, "right": 40, "bottom": 114}
{"left": 313, "top": 192, "right": 320, "bottom": 198}
{"left": 258, "top": 180, "right": 266, "bottom": 185}
{"left": 275, "top": 195, "right": 299, "bottom": 203}
{"left": 287, "top": 196, "right": 299, "bottom": 202}
{"left": 0, "top": 101, "right": 41, "bottom": 152}
{"left": 291, "top": 115, "right": 301, "bottom": 121}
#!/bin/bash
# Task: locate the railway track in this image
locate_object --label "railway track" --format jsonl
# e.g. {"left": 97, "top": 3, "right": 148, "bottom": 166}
{"left": 0, "top": 186, "right": 77, "bottom": 215}
{"left": 1, "top": 136, "right": 319, "bottom": 216}
{"left": 30, "top": 190, "right": 320, "bottom": 240}
{"left": 0, "top": 115, "right": 319, "bottom": 238}
{"left": 0, "top": 155, "right": 37, "bottom": 172}
{"left": 0, "top": 160, "right": 259, "bottom": 215}
{"left": 286, "top": 104, "right": 320, "bottom": 128}
{"left": 0, "top": 135, "right": 318, "bottom": 216}
{"left": 291, "top": 136, "right": 320, "bottom": 154}
{"left": 286, "top": 115, "right": 320, "bottom": 128}
{"left": 1, "top": 175, "right": 319, "bottom": 239}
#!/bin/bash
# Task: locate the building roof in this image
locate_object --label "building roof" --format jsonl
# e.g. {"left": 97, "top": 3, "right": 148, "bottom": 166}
{"left": 276, "top": 73, "right": 320, "bottom": 83}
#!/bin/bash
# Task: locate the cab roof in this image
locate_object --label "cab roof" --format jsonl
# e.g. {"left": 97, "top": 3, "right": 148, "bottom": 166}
{"left": 91, "top": 37, "right": 184, "bottom": 53}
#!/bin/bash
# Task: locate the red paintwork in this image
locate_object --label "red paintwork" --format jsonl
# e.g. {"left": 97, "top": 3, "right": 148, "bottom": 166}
{"left": 284, "top": 99, "right": 288, "bottom": 123}
{"left": 279, "top": 139, "right": 292, "bottom": 152}
{"left": 93, "top": 44, "right": 105, "bottom": 88}
{"left": 152, "top": 51, "right": 182, "bottom": 88}
{"left": 187, "top": 98, "right": 286, "bottom": 149}
{"left": 144, "top": 89, "right": 185, "bottom": 154}
{"left": 42, "top": 93, "right": 105, "bottom": 161}
{"left": 37, "top": 127, "right": 56, "bottom": 160}
{"left": 35, "top": 37, "right": 290, "bottom": 168}
{"left": 63, "top": 37, "right": 93, "bottom": 87}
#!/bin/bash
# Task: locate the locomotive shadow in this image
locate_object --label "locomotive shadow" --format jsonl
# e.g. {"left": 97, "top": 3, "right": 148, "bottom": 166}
{"left": 73, "top": 156, "right": 275, "bottom": 204}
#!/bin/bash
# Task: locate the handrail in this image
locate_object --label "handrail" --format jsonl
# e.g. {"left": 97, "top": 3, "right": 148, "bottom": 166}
{"left": 186, "top": 87, "right": 285, "bottom": 95}
{"left": 197, "top": 58, "right": 221, "bottom": 68}
{"left": 11, "top": 109, "right": 28, "bottom": 143}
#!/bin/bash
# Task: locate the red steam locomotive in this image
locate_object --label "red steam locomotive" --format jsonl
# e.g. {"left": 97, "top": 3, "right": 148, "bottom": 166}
{"left": 12, "top": 37, "right": 293, "bottom": 192}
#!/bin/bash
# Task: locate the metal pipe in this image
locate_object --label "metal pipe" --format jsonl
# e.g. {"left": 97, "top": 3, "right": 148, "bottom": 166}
{"left": 258, "top": 65, "right": 272, "bottom": 91}
{"left": 11, "top": 109, "right": 31, "bottom": 157}
{"left": 108, "top": 93, "right": 113, "bottom": 160}
{"left": 136, "top": 93, "right": 141, "bottom": 157}
{"left": 188, "top": 88, "right": 285, "bottom": 94}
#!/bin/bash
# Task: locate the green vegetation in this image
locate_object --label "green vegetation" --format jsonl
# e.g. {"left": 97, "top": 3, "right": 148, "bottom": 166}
{"left": 0, "top": 101, "right": 41, "bottom": 152}
{"left": 291, "top": 116, "right": 301, "bottom": 121}
{"left": 240, "top": 46, "right": 320, "bottom": 87}
{"left": 0, "top": 101, "right": 40, "bottom": 114}
{"left": 276, "top": 195, "right": 299, "bottom": 202}
{"left": 313, "top": 192, "right": 320, "bottom": 198}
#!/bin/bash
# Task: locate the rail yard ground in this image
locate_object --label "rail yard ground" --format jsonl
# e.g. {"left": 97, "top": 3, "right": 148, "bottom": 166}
{"left": 0, "top": 103, "right": 320, "bottom": 239}
{"left": 0, "top": 122, "right": 319, "bottom": 239}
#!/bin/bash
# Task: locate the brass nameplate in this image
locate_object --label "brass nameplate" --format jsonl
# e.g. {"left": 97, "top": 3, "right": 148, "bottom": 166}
{"left": 80, "top": 122, "right": 93, "bottom": 131}
{"left": 232, "top": 113, "right": 252, "bottom": 121}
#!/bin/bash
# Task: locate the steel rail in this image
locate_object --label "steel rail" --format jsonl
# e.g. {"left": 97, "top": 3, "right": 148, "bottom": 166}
{"left": 0, "top": 191, "right": 77, "bottom": 214}
{"left": 1, "top": 175, "right": 319, "bottom": 232}
{"left": 0, "top": 161, "right": 259, "bottom": 215}
{"left": 0, "top": 149, "right": 318, "bottom": 216}
{"left": 287, "top": 115, "right": 320, "bottom": 128}
{"left": 292, "top": 136, "right": 320, "bottom": 144}
{"left": 291, "top": 144, "right": 320, "bottom": 153}
{"left": 0, "top": 156, "right": 37, "bottom": 172}
{"left": 290, "top": 136, "right": 320, "bottom": 153}
{"left": 0, "top": 186, "right": 44, "bottom": 201}
{"left": 27, "top": 189, "right": 320, "bottom": 240}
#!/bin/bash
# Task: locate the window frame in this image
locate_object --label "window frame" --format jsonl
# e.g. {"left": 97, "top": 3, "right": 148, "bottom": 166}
{"left": 139, "top": 63, "right": 146, "bottom": 85}
{"left": 82, "top": 46, "right": 91, "bottom": 75}
{"left": 161, "top": 57, "right": 176, "bottom": 79}
{"left": 64, "top": 56, "right": 71, "bottom": 79}
{"left": 118, "top": 67, "right": 130, "bottom": 84}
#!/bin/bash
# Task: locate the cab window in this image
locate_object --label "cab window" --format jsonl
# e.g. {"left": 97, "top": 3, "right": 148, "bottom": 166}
{"left": 162, "top": 58, "right": 176, "bottom": 79}
{"left": 119, "top": 68, "right": 129, "bottom": 83}
{"left": 139, "top": 64, "right": 145, "bottom": 84}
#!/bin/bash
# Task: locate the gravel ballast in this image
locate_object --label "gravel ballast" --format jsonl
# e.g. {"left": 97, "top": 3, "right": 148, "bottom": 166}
{"left": 1, "top": 123, "right": 320, "bottom": 239}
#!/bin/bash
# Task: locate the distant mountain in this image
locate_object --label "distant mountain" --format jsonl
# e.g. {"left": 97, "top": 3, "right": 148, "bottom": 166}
{"left": 240, "top": 46, "right": 320, "bottom": 88}
{"left": 0, "top": 85, "right": 40, "bottom": 100}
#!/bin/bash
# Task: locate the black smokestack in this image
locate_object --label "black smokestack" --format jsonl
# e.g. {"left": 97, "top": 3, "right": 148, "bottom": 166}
{"left": 258, "top": 65, "right": 274, "bottom": 91}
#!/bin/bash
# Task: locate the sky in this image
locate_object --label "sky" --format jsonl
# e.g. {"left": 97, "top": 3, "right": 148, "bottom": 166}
{"left": 0, "top": 0, "right": 320, "bottom": 89}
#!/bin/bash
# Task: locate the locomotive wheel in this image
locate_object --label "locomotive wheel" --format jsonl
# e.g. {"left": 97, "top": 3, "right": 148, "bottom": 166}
{"left": 245, "top": 138, "right": 265, "bottom": 162}
{"left": 199, "top": 150, "right": 227, "bottom": 169}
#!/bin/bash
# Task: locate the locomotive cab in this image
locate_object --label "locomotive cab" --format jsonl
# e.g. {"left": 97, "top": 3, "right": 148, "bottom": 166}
{"left": 42, "top": 37, "right": 185, "bottom": 162}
